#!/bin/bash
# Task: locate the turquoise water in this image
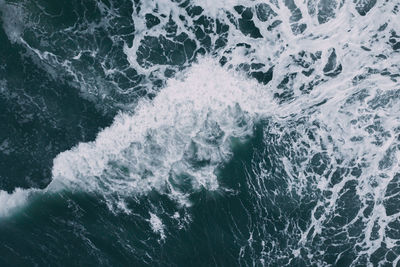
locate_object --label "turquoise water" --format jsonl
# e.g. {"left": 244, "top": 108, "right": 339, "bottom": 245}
{"left": 1, "top": 0, "right": 400, "bottom": 266}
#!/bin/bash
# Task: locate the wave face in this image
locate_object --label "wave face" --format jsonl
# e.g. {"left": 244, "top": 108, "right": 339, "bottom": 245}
{"left": 1, "top": 0, "right": 400, "bottom": 265}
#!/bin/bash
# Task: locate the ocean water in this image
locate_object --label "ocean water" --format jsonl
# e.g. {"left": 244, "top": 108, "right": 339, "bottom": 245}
{"left": 1, "top": 0, "right": 400, "bottom": 265}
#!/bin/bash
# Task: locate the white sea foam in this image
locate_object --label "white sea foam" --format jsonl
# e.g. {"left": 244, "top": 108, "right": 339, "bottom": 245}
{"left": 0, "top": 188, "right": 36, "bottom": 217}
{"left": 47, "top": 58, "right": 274, "bottom": 202}
{"left": 0, "top": 1, "right": 25, "bottom": 43}
{"left": 149, "top": 212, "right": 166, "bottom": 240}
{"left": 1, "top": 0, "right": 400, "bottom": 263}
{"left": 0, "top": 58, "right": 276, "bottom": 217}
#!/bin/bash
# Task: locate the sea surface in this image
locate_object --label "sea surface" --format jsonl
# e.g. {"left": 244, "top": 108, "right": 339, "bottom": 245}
{"left": 1, "top": 0, "right": 400, "bottom": 266}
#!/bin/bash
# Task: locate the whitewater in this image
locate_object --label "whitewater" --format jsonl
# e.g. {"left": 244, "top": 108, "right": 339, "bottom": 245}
{"left": 0, "top": 0, "right": 400, "bottom": 265}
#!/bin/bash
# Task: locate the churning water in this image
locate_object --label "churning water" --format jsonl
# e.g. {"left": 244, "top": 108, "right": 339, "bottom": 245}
{"left": 1, "top": 0, "right": 400, "bottom": 266}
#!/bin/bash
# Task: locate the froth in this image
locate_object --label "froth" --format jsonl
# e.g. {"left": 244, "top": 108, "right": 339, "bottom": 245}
{"left": 0, "top": 1, "right": 25, "bottom": 43}
{"left": 0, "top": 188, "right": 36, "bottom": 217}
{"left": 149, "top": 212, "right": 166, "bottom": 240}
{"left": 47, "top": 58, "right": 274, "bottom": 205}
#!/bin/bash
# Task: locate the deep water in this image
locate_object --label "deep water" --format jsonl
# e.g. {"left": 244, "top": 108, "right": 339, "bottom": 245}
{"left": 1, "top": 0, "right": 400, "bottom": 266}
{"left": 0, "top": 20, "right": 114, "bottom": 192}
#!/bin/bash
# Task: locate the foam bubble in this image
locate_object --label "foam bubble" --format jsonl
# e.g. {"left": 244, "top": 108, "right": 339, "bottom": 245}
{"left": 149, "top": 212, "right": 166, "bottom": 240}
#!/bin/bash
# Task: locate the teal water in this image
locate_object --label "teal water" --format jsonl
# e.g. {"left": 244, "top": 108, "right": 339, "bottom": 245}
{"left": 1, "top": 0, "right": 400, "bottom": 266}
{"left": 0, "top": 124, "right": 321, "bottom": 266}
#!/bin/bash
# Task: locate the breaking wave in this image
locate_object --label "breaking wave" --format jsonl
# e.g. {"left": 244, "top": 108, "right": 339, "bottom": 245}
{"left": 1, "top": 0, "right": 400, "bottom": 265}
{"left": 0, "top": 58, "right": 275, "bottom": 215}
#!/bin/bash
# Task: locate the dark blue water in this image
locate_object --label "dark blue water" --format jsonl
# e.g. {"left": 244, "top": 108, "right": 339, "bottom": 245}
{"left": 1, "top": 0, "right": 400, "bottom": 266}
